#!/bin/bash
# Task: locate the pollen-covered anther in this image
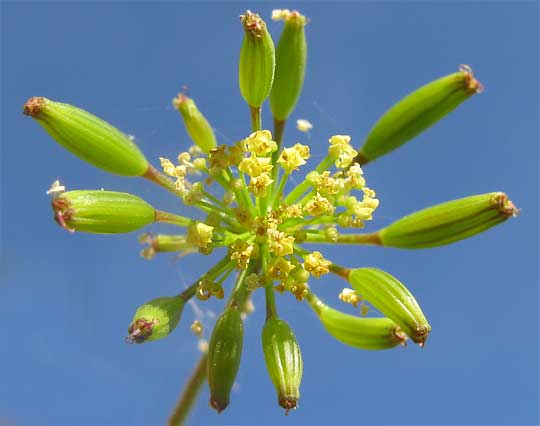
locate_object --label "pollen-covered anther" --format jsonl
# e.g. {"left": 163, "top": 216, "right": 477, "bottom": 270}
{"left": 303, "top": 251, "right": 331, "bottom": 278}
{"left": 310, "top": 171, "right": 343, "bottom": 195}
{"left": 196, "top": 279, "right": 224, "bottom": 301}
{"left": 328, "top": 135, "right": 358, "bottom": 169}
{"left": 296, "top": 119, "right": 313, "bottom": 132}
{"left": 277, "top": 144, "right": 310, "bottom": 173}
{"left": 208, "top": 145, "right": 230, "bottom": 169}
{"left": 345, "top": 164, "right": 366, "bottom": 189}
{"left": 186, "top": 222, "right": 214, "bottom": 249}
{"left": 304, "top": 193, "right": 334, "bottom": 216}
{"left": 283, "top": 204, "right": 304, "bottom": 219}
{"left": 338, "top": 288, "right": 361, "bottom": 307}
{"left": 190, "top": 320, "right": 204, "bottom": 337}
{"left": 268, "top": 229, "right": 295, "bottom": 257}
{"left": 269, "top": 257, "right": 295, "bottom": 279}
{"left": 243, "top": 130, "right": 278, "bottom": 156}
{"left": 230, "top": 240, "right": 254, "bottom": 269}
{"left": 249, "top": 172, "right": 274, "bottom": 197}
{"left": 238, "top": 155, "right": 273, "bottom": 177}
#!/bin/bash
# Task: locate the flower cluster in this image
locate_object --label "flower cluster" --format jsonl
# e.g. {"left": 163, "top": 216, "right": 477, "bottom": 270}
{"left": 24, "top": 8, "right": 517, "bottom": 422}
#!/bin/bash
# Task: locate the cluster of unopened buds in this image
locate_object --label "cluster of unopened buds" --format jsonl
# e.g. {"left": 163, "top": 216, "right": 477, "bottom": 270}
{"left": 25, "top": 8, "right": 517, "bottom": 419}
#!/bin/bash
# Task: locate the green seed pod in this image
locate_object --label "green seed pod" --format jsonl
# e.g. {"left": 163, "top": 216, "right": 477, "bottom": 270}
{"left": 262, "top": 317, "right": 303, "bottom": 413}
{"left": 23, "top": 97, "right": 149, "bottom": 176}
{"left": 238, "top": 10, "right": 276, "bottom": 108}
{"left": 173, "top": 93, "right": 217, "bottom": 153}
{"left": 357, "top": 65, "right": 483, "bottom": 165}
{"left": 207, "top": 307, "right": 244, "bottom": 413}
{"left": 126, "top": 296, "right": 184, "bottom": 343}
{"left": 269, "top": 10, "right": 308, "bottom": 121}
{"left": 348, "top": 268, "right": 431, "bottom": 346}
{"left": 378, "top": 192, "right": 518, "bottom": 249}
{"left": 52, "top": 190, "right": 155, "bottom": 234}
{"left": 306, "top": 293, "right": 406, "bottom": 350}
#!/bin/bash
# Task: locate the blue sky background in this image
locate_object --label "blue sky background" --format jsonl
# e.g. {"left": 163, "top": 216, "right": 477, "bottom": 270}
{"left": 1, "top": 2, "right": 538, "bottom": 425}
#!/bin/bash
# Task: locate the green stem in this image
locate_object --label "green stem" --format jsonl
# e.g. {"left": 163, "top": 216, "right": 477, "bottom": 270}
{"left": 203, "top": 190, "right": 229, "bottom": 210}
{"left": 270, "top": 118, "right": 286, "bottom": 195}
{"left": 154, "top": 210, "right": 192, "bottom": 227}
{"left": 167, "top": 353, "right": 208, "bottom": 426}
{"left": 272, "top": 171, "right": 289, "bottom": 209}
{"left": 303, "top": 231, "right": 382, "bottom": 245}
{"left": 261, "top": 244, "right": 278, "bottom": 320}
{"left": 250, "top": 106, "right": 262, "bottom": 132}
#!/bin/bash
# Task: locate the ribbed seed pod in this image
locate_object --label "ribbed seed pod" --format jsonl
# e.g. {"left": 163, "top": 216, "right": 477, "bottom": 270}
{"left": 207, "top": 307, "right": 244, "bottom": 413}
{"left": 306, "top": 293, "right": 406, "bottom": 350}
{"left": 52, "top": 190, "right": 155, "bottom": 234}
{"left": 348, "top": 268, "right": 431, "bottom": 346}
{"left": 379, "top": 192, "right": 518, "bottom": 249}
{"left": 173, "top": 93, "right": 217, "bottom": 153}
{"left": 238, "top": 10, "right": 275, "bottom": 108}
{"left": 269, "top": 10, "right": 308, "bottom": 121}
{"left": 262, "top": 317, "right": 303, "bottom": 413}
{"left": 23, "top": 97, "right": 149, "bottom": 176}
{"left": 357, "top": 65, "right": 483, "bottom": 165}
{"left": 126, "top": 296, "right": 184, "bottom": 343}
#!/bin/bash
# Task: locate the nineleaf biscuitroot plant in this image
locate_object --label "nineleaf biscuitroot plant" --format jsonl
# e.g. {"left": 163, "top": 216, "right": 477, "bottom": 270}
{"left": 24, "top": 8, "right": 518, "bottom": 424}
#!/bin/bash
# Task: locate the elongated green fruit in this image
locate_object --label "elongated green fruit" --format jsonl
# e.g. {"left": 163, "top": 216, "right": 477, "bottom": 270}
{"left": 357, "top": 65, "right": 483, "bottom": 164}
{"left": 269, "top": 10, "right": 307, "bottom": 121}
{"left": 379, "top": 192, "right": 518, "bottom": 249}
{"left": 207, "top": 307, "right": 244, "bottom": 413}
{"left": 239, "top": 10, "right": 275, "bottom": 108}
{"left": 52, "top": 190, "right": 155, "bottom": 234}
{"left": 23, "top": 97, "right": 149, "bottom": 176}
{"left": 348, "top": 268, "right": 430, "bottom": 346}
{"left": 173, "top": 93, "right": 217, "bottom": 153}
{"left": 126, "top": 296, "right": 184, "bottom": 343}
{"left": 306, "top": 292, "right": 406, "bottom": 350}
{"left": 262, "top": 317, "right": 303, "bottom": 412}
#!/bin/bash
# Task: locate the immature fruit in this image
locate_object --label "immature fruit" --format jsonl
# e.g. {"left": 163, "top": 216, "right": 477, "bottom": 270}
{"left": 24, "top": 97, "right": 149, "bottom": 176}
{"left": 357, "top": 65, "right": 483, "bottom": 164}
{"left": 173, "top": 93, "right": 217, "bottom": 153}
{"left": 52, "top": 190, "right": 155, "bottom": 234}
{"left": 238, "top": 11, "right": 276, "bottom": 108}
{"left": 126, "top": 296, "right": 185, "bottom": 343}
{"left": 262, "top": 317, "right": 303, "bottom": 412}
{"left": 207, "top": 307, "right": 244, "bottom": 413}
{"left": 269, "top": 10, "right": 308, "bottom": 121}
{"left": 306, "top": 293, "right": 406, "bottom": 350}
{"left": 348, "top": 268, "right": 431, "bottom": 345}
{"left": 378, "top": 192, "right": 518, "bottom": 249}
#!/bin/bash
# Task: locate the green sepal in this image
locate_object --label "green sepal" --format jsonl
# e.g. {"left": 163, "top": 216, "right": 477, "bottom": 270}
{"left": 173, "top": 94, "right": 217, "bottom": 153}
{"left": 348, "top": 268, "right": 431, "bottom": 345}
{"left": 24, "top": 97, "right": 149, "bottom": 176}
{"left": 126, "top": 296, "right": 185, "bottom": 343}
{"left": 357, "top": 66, "right": 483, "bottom": 164}
{"left": 262, "top": 317, "right": 303, "bottom": 412}
{"left": 269, "top": 11, "right": 307, "bottom": 121}
{"left": 52, "top": 190, "right": 155, "bottom": 234}
{"left": 238, "top": 11, "right": 276, "bottom": 108}
{"left": 207, "top": 307, "right": 244, "bottom": 413}
{"left": 379, "top": 192, "right": 518, "bottom": 249}
{"left": 306, "top": 293, "right": 406, "bottom": 350}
